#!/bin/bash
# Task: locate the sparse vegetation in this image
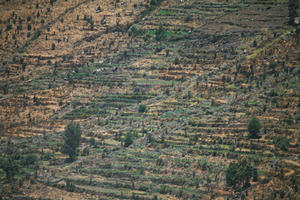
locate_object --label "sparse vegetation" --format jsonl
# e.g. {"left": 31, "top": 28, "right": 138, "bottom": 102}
{"left": 129, "top": 25, "right": 145, "bottom": 37}
{"left": 0, "top": 0, "right": 299, "bottom": 199}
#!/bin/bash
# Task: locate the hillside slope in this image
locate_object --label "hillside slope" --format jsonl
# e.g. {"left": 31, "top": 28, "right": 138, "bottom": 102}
{"left": 0, "top": 0, "right": 299, "bottom": 199}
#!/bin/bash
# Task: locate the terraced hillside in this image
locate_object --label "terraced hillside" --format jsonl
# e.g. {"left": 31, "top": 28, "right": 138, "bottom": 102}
{"left": 0, "top": 0, "right": 299, "bottom": 199}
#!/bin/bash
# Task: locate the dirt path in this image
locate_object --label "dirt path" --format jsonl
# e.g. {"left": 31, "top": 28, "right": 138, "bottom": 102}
{"left": 284, "top": 168, "right": 295, "bottom": 177}
{"left": 283, "top": 159, "right": 300, "bottom": 168}
{"left": 282, "top": 160, "right": 300, "bottom": 177}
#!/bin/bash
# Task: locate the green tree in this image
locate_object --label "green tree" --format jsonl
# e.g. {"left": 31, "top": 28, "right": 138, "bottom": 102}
{"left": 0, "top": 156, "right": 19, "bottom": 182}
{"left": 155, "top": 25, "right": 166, "bottom": 48}
{"left": 0, "top": 122, "right": 4, "bottom": 131}
{"left": 22, "top": 154, "right": 38, "bottom": 166}
{"left": 138, "top": 104, "right": 147, "bottom": 113}
{"left": 0, "top": 140, "right": 20, "bottom": 182}
{"left": 128, "top": 25, "right": 145, "bottom": 37}
{"left": 123, "top": 132, "right": 134, "bottom": 147}
{"left": 226, "top": 159, "right": 254, "bottom": 189}
{"left": 27, "top": 24, "right": 32, "bottom": 31}
{"left": 2, "top": 84, "right": 9, "bottom": 94}
{"left": 273, "top": 136, "right": 289, "bottom": 151}
{"left": 288, "top": 0, "right": 299, "bottom": 26}
{"left": 247, "top": 117, "right": 262, "bottom": 138}
{"left": 252, "top": 168, "right": 258, "bottom": 182}
{"left": 62, "top": 122, "right": 82, "bottom": 161}
{"left": 150, "top": 0, "right": 160, "bottom": 5}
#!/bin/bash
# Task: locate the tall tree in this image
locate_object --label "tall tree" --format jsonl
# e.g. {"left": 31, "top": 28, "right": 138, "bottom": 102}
{"left": 62, "top": 122, "right": 82, "bottom": 161}
{"left": 0, "top": 156, "right": 19, "bottom": 182}
{"left": 226, "top": 159, "right": 254, "bottom": 190}
{"left": 288, "top": 0, "right": 299, "bottom": 26}
{"left": 155, "top": 25, "right": 166, "bottom": 49}
{"left": 123, "top": 132, "right": 134, "bottom": 147}
{"left": 0, "top": 140, "right": 20, "bottom": 182}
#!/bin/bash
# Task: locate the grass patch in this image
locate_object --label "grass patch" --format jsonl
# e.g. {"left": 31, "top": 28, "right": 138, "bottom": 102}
{"left": 258, "top": 169, "right": 265, "bottom": 175}
{"left": 47, "top": 140, "right": 58, "bottom": 145}
{"left": 136, "top": 79, "right": 177, "bottom": 85}
{"left": 248, "top": 101, "right": 262, "bottom": 105}
{"left": 0, "top": 173, "right": 5, "bottom": 179}
{"left": 20, "top": 167, "right": 35, "bottom": 174}
{"left": 63, "top": 106, "right": 108, "bottom": 119}
{"left": 148, "top": 29, "right": 188, "bottom": 38}
{"left": 156, "top": 9, "right": 179, "bottom": 16}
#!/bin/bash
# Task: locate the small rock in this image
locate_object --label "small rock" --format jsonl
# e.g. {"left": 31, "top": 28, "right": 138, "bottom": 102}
{"left": 294, "top": 17, "right": 300, "bottom": 25}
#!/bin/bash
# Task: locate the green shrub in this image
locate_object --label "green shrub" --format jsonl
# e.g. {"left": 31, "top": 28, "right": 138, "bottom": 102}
{"left": 138, "top": 104, "right": 147, "bottom": 113}
{"left": 156, "top": 158, "right": 164, "bottom": 166}
{"left": 50, "top": 0, "right": 56, "bottom": 6}
{"left": 66, "top": 179, "right": 75, "bottom": 192}
{"left": 0, "top": 122, "right": 4, "bottom": 131}
{"left": 2, "top": 84, "right": 8, "bottom": 94}
{"left": 146, "top": 133, "right": 155, "bottom": 143}
{"left": 42, "top": 153, "right": 54, "bottom": 161}
{"left": 150, "top": 0, "right": 162, "bottom": 6}
{"left": 273, "top": 136, "right": 289, "bottom": 151}
{"left": 123, "top": 132, "right": 134, "bottom": 147}
{"left": 201, "top": 161, "right": 207, "bottom": 171}
{"left": 81, "top": 147, "right": 90, "bottom": 156}
{"left": 288, "top": 0, "right": 299, "bottom": 25}
{"left": 22, "top": 154, "right": 38, "bottom": 166}
{"left": 155, "top": 25, "right": 166, "bottom": 43}
{"left": 247, "top": 117, "right": 262, "bottom": 138}
{"left": 97, "top": 120, "right": 104, "bottom": 126}
{"left": 188, "top": 118, "right": 197, "bottom": 126}
{"left": 152, "top": 195, "right": 158, "bottom": 200}
{"left": 129, "top": 25, "right": 145, "bottom": 37}
{"left": 226, "top": 159, "right": 254, "bottom": 189}
{"left": 185, "top": 15, "right": 192, "bottom": 22}
{"left": 252, "top": 168, "right": 258, "bottom": 182}
{"left": 0, "top": 156, "right": 19, "bottom": 181}
{"left": 89, "top": 138, "right": 96, "bottom": 146}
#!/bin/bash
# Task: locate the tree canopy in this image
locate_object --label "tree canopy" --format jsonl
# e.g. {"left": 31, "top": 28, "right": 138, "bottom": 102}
{"left": 138, "top": 104, "right": 147, "bottom": 113}
{"left": 0, "top": 156, "right": 19, "bottom": 182}
{"left": 247, "top": 117, "right": 262, "bottom": 138}
{"left": 273, "top": 136, "right": 289, "bottom": 151}
{"left": 155, "top": 25, "right": 166, "bottom": 46}
{"left": 0, "top": 140, "right": 20, "bottom": 182}
{"left": 226, "top": 159, "right": 255, "bottom": 190}
{"left": 288, "top": 0, "right": 299, "bottom": 26}
{"left": 62, "top": 122, "right": 82, "bottom": 162}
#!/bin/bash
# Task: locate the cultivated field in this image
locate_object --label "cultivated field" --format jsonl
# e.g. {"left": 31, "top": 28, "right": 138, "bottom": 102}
{"left": 0, "top": 0, "right": 299, "bottom": 199}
